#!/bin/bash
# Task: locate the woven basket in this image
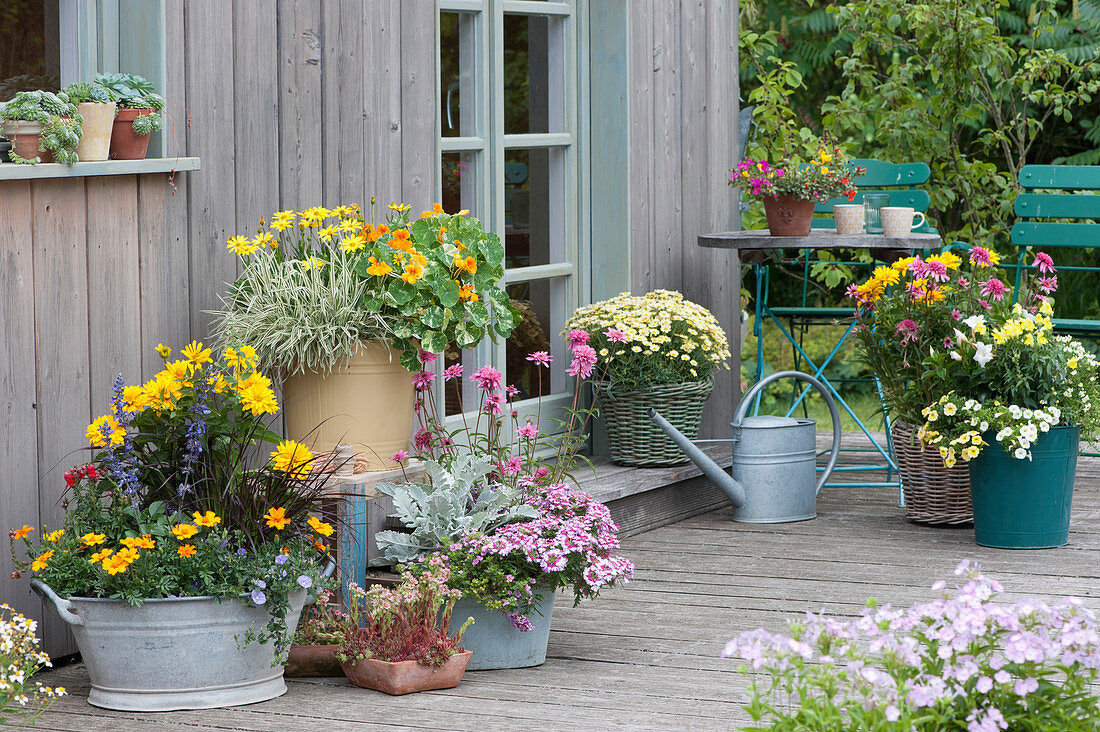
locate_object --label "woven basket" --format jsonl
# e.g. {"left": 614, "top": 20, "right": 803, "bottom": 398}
{"left": 892, "top": 420, "right": 973, "bottom": 525}
{"left": 598, "top": 377, "right": 715, "bottom": 467}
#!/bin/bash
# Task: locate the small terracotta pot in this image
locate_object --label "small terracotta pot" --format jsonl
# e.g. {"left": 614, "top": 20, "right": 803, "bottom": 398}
{"left": 763, "top": 194, "right": 816, "bottom": 236}
{"left": 2, "top": 121, "right": 51, "bottom": 163}
{"left": 341, "top": 649, "right": 473, "bottom": 695}
{"left": 109, "top": 108, "right": 155, "bottom": 160}
{"left": 285, "top": 644, "right": 343, "bottom": 677}
{"left": 76, "top": 101, "right": 117, "bottom": 161}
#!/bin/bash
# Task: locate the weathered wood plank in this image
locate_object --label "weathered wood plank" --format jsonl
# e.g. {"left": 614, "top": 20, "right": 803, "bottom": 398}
{"left": 233, "top": 0, "right": 281, "bottom": 231}
{"left": 277, "top": 0, "right": 323, "bottom": 211}
{"left": 86, "top": 176, "right": 142, "bottom": 404}
{"left": 649, "top": 0, "right": 683, "bottom": 294}
{"left": 363, "top": 0, "right": 403, "bottom": 208}
{"left": 184, "top": 0, "right": 237, "bottom": 340}
{"left": 399, "top": 0, "right": 437, "bottom": 206}
{"left": 628, "top": 0, "right": 654, "bottom": 292}
{"left": 137, "top": 173, "right": 191, "bottom": 377}
{"left": 31, "top": 178, "right": 89, "bottom": 658}
{"left": 319, "top": 0, "right": 367, "bottom": 207}
{"left": 0, "top": 181, "right": 45, "bottom": 630}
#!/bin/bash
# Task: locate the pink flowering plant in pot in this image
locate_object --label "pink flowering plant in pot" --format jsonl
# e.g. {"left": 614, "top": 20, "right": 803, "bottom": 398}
{"left": 723, "top": 560, "right": 1100, "bottom": 730}
{"left": 373, "top": 334, "right": 634, "bottom": 631}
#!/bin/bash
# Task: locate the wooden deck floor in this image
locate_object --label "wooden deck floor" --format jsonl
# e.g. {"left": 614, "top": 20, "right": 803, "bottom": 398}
{"left": 31, "top": 453, "right": 1100, "bottom": 731}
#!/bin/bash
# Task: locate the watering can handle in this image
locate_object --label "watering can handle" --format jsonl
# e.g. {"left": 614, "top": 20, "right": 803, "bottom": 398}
{"left": 733, "top": 370, "right": 842, "bottom": 496}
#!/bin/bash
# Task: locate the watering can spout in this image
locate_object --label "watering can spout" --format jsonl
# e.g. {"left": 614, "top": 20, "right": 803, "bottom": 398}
{"left": 648, "top": 408, "right": 746, "bottom": 508}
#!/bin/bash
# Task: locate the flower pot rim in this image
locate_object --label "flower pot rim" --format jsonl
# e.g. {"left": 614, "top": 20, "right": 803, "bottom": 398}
{"left": 345, "top": 648, "right": 472, "bottom": 667}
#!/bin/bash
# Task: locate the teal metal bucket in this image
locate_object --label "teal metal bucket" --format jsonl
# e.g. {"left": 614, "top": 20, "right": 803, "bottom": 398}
{"left": 969, "top": 425, "right": 1079, "bottom": 549}
{"left": 448, "top": 592, "right": 555, "bottom": 671}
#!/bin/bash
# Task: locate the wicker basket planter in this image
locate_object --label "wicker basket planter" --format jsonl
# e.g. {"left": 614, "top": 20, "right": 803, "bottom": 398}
{"left": 892, "top": 420, "right": 972, "bottom": 525}
{"left": 598, "top": 376, "right": 714, "bottom": 467}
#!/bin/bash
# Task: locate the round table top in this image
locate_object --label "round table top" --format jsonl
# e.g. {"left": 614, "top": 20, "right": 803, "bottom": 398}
{"left": 698, "top": 229, "right": 942, "bottom": 251}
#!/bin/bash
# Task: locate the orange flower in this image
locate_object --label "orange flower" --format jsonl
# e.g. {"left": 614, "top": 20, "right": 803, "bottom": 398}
{"left": 388, "top": 228, "right": 414, "bottom": 253}
{"left": 314, "top": 540, "right": 331, "bottom": 554}
{"left": 401, "top": 262, "right": 425, "bottom": 284}
{"left": 11, "top": 525, "right": 34, "bottom": 540}
{"left": 421, "top": 203, "right": 445, "bottom": 218}
{"left": 369, "top": 223, "right": 390, "bottom": 243}
{"left": 31, "top": 550, "right": 54, "bottom": 572}
{"left": 454, "top": 256, "right": 477, "bottom": 275}
{"left": 264, "top": 507, "right": 292, "bottom": 531}
{"left": 89, "top": 548, "right": 112, "bottom": 564}
{"left": 193, "top": 510, "right": 222, "bottom": 527}
{"left": 365, "top": 256, "right": 392, "bottom": 277}
{"left": 308, "top": 515, "right": 334, "bottom": 537}
{"left": 171, "top": 524, "right": 199, "bottom": 541}
{"left": 437, "top": 226, "right": 447, "bottom": 242}
{"left": 178, "top": 544, "right": 197, "bottom": 558}
{"left": 458, "top": 283, "right": 478, "bottom": 302}
{"left": 121, "top": 534, "right": 156, "bottom": 550}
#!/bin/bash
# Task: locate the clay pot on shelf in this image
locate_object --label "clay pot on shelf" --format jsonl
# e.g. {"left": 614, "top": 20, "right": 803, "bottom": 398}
{"left": 110, "top": 108, "right": 156, "bottom": 160}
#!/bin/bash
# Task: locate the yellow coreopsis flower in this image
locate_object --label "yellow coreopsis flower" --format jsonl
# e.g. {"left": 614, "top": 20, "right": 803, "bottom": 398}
{"left": 253, "top": 232, "right": 276, "bottom": 249}
{"left": 338, "top": 218, "right": 360, "bottom": 234}
{"left": 121, "top": 385, "right": 150, "bottom": 413}
{"left": 872, "top": 265, "right": 901, "bottom": 287}
{"left": 388, "top": 202, "right": 411, "bottom": 212}
{"left": 164, "top": 359, "right": 191, "bottom": 380}
{"left": 181, "top": 340, "right": 213, "bottom": 368}
{"left": 144, "top": 371, "right": 183, "bottom": 409}
{"left": 299, "top": 257, "right": 326, "bottom": 271}
{"left": 891, "top": 256, "right": 918, "bottom": 273}
{"left": 237, "top": 370, "right": 272, "bottom": 393}
{"left": 318, "top": 225, "right": 338, "bottom": 243}
{"left": 341, "top": 232, "right": 369, "bottom": 253}
{"left": 87, "top": 414, "right": 125, "bottom": 448}
{"left": 270, "top": 440, "right": 314, "bottom": 478}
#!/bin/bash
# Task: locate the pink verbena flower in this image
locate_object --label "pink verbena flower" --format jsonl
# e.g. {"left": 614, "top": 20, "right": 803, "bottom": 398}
{"left": 567, "top": 344, "right": 598, "bottom": 379}
{"left": 526, "top": 351, "right": 552, "bottom": 367}
{"left": 605, "top": 327, "right": 628, "bottom": 343}
{"left": 1032, "top": 252, "right": 1055, "bottom": 274}
{"left": 566, "top": 329, "right": 590, "bottom": 348}
{"left": 980, "top": 278, "right": 1008, "bottom": 302}
{"left": 443, "top": 364, "right": 464, "bottom": 381}
{"left": 471, "top": 365, "right": 503, "bottom": 391}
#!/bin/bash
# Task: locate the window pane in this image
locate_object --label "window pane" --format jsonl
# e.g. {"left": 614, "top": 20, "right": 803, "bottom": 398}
{"left": 440, "top": 12, "right": 478, "bottom": 138}
{"left": 503, "top": 14, "right": 565, "bottom": 135}
{"left": 1, "top": 0, "right": 61, "bottom": 101}
{"left": 441, "top": 150, "right": 480, "bottom": 218}
{"left": 505, "top": 147, "right": 566, "bottom": 268}
{"left": 506, "top": 278, "right": 568, "bottom": 400}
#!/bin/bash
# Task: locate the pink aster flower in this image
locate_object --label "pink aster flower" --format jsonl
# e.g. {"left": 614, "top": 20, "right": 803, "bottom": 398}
{"left": 471, "top": 365, "right": 503, "bottom": 391}
{"left": 526, "top": 351, "right": 552, "bottom": 367}
{"left": 980, "top": 278, "right": 1008, "bottom": 302}
{"left": 566, "top": 329, "right": 590, "bottom": 348}
{"left": 567, "top": 344, "right": 598, "bottom": 378}
{"left": 411, "top": 370, "right": 435, "bottom": 391}
{"left": 605, "top": 327, "right": 628, "bottom": 343}
{"left": 1032, "top": 252, "right": 1055, "bottom": 274}
{"left": 443, "top": 364, "right": 463, "bottom": 381}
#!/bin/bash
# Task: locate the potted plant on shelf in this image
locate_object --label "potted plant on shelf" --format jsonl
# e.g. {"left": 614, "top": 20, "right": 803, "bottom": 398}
{"left": 373, "top": 340, "right": 635, "bottom": 670}
{"left": 62, "top": 81, "right": 116, "bottom": 162}
{"left": 285, "top": 589, "right": 347, "bottom": 677}
{"left": 0, "top": 90, "right": 82, "bottom": 165}
{"left": 728, "top": 146, "right": 864, "bottom": 236}
{"left": 337, "top": 560, "right": 474, "bottom": 694}
{"left": 212, "top": 202, "right": 517, "bottom": 469}
{"left": 94, "top": 72, "right": 164, "bottom": 160}
{"left": 562, "top": 290, "right": 731, "bottom": 467}
{"left": 9, "top": 342, "right": 339, "bottom": 711}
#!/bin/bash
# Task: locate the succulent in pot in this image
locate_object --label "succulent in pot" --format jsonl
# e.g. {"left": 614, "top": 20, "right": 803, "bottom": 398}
{"left": 63, "top": 81, "right": 117, "bottom": 162}
{"left": 0, "top": 90, "right": 83, "bottom": 165}
{"left": 94, "top": 72, "right": 164, "bottom": 159}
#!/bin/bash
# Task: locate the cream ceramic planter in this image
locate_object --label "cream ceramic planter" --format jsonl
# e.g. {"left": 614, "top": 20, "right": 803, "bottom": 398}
{"left": 282, "top": 341, "right": 414, "bottom": 470}
{"left": 75, "top": 101, "right": 117, "bottom": 161}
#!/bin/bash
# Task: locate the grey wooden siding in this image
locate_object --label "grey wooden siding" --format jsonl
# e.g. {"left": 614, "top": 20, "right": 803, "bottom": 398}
{"left": 628, "top": 0, "right": 741, "bottom": 438}
{"left": 0, "top": 0, "right": 437, "bottom": 655}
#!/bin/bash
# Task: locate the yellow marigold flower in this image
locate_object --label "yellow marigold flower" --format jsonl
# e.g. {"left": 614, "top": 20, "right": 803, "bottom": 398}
{"left": 238, "top": 382, "right": 279, "bottom": 416}
{"left": 270, "top": 440, "right": 315, "bottom": 478}
{"left": 116, "top": 546, "right": 140, "bottom": 562}
{"left": 89, "top": 548, "right": 112, "bottom": 564}
{"left": 264, "top": 506, "right": 292, "bottom": 531}
{"left": 181, "top": 340, "right": 213, "bottom": 367}
{"left": 82, "top": 532, "right": 106, "bottom": 546}
{"left": 44, "top": 529, "right": 65, "bottom": 542}
{"left": 308, "top": 515, "right": 334, "bottom": 537}
{"left": 121, "top": 385, "right": 150, "bottom": 412}
{"left": 388, "top": 202, "right": 411, "bottom": 212}
{"left": 171, "top": 524, "right": 199, "bottom": 541}
{"left": 101, "top": 552, "right": 132, "bottom": 575}
{"left": 155, "top": 343, "right": 172, "bottom": 359}
{"left": 421, "top": 202, "right": 445, "bottom": 218}
{"left": 178, "top": 544, "right": 197, "bottom": 558}
{"left": 87, "top": 414, "right": 125, "bottom": 448}
{"left": 193, "top": 510, "right": 221, "bottom": 527}
{"left": 12, "top": 524, "right": 34, "bottom": 540}
{"left": 365, "top": 256, "right": 392, "bottom": 276}
{"left": 227, "top": 235, "right": 259, "bottom": 256}
{"left": 31, "top": 550, "right": 54, "bottom": 572}
{"left": 121, "top": 535, "right": 155, "bottom": 550}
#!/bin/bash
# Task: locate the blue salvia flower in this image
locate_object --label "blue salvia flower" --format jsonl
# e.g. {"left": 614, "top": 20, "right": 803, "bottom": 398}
{"left": 179, "top": 376, "right": 212, "bottom": 497}
{"left": 101, "top": 374, "right": 142, "bottom": 504}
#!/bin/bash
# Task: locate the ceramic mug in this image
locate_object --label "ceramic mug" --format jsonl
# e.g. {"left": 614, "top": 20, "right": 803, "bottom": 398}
{"left": 833, "top": 204, "right": 864, "bottom": 235}
{"left": 880, "top": 206, "right": 927, "bottom": 237}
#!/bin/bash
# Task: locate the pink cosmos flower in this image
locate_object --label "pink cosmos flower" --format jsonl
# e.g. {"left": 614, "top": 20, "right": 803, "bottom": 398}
{"left": 980, "top": 278, "right": 1008, "bottom": 302}
{"left": 567, "top": 344, "right": 598, "bottom": 378}
{"left": 411, "top": 370, "right": 435, "bottom": 391}
{"left": 443, "top": 364, "right": 464, "bottom": 381}
{"left": 1032, "top": 252, "right": 1055, "bottom": 274}
{"left": 418, "top": 350, "right": 438, "bottom": 365}
{"left": 526, "top": 351, "right": 552, "bottom": 367}
{"left": 516, "top": 422, "right": 539, "bottom": 440}
{"left": 471, "top": 365, "right": 503, "bottom": 391}
{"left": 391, "top": 450, "right": 409, "bottom": 462}
{"left": 605, "top": 328, "right": 628, "bottom": 343}
{"left": 566, "top": 329, "right": 590, "bottom": 348}
{"left": 1037, "top": 275, "right": 1057, "bottom": 294}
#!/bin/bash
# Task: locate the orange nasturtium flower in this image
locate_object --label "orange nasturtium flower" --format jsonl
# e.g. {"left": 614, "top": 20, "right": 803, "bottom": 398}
{"left": 307, "top": 516, "right": 334, "bottom": 537}
{"left": 178, "top": 544, "right": 197, "bottom": 559}
{"left": 264, "top": 507, "right": 292, "bottom": 531}
{"left": 421, "top": 202, "right": 445, "bottom": 218}
{"left": 171, "top": 524, "right": 199, "bottom": 541}
{"left": 193, "top": 511, "right": 222, "bottom": 528}
{"left": 31, "top": 550, "right": 54, "bottom": 572}
{"left": 12, "top": 525, "right": 35, "bottom": 540}
{"left": 365, "top": 256, "right": 392, "bottom": 277}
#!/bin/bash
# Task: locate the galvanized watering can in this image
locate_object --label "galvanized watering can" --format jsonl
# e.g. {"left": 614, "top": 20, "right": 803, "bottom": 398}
{"left": 649, "top": 370, "right": 841, "bottom": 523}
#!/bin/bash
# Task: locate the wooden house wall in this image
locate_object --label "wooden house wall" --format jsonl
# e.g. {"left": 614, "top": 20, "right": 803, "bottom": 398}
{"left": 628, "top": 0, "right": 741, "bottom": 438}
